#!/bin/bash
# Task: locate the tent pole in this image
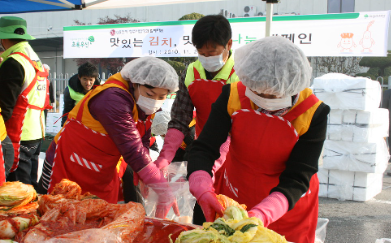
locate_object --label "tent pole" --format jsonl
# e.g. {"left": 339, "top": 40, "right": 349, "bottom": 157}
{"left": 28, "top": 0, "right": 74, "bottom": 8}
{"left": 265, "top": 3, "right": 273, "bottom": 37}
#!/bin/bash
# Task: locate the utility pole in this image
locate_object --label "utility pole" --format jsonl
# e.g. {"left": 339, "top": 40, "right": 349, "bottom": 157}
{"left": 262, "top": 0, "right": 279, "bottom": 37}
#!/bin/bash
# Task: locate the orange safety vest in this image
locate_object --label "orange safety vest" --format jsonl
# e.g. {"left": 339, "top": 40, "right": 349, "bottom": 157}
{"left": 49, "top": 73, "right": 152, "bottom": 203}
{"left": 5, "top": 52, "right": 51, "bottom": 172}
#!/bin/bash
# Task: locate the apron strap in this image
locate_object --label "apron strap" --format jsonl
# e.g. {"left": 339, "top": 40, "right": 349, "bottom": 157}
{"left": 237, "top": 82, "right": 252, "bottom": 109}
{"left": 227, "top": 67, "right": 235, "bottom": 81}
{"left": 9, "top": 52, "right": 49, "bottom": 78}
{"left": 217, "top": 66, "right": 235, "bottom": 84}
{"left": 105, "top": 79, "right": 128, "bottom": 90}
{"left": 9, "top": 52, "right": 50, "bottom": 138}
{"left": 193, "top": 67, "right": 201, "bottom": 80}
{"left": 8, "top": 52, "right": 49, "bottom": 97}
{"left": 76, "top": 92, "right": 92, "bottom": 122}
{"left": 283, "top": 94, "right": 320, "bottom": 122}
{"left": 28, "top": 104, "right": 46, "bottom": 111}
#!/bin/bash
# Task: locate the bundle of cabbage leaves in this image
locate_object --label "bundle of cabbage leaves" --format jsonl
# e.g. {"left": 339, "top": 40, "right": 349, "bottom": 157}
{"left": 172, "top": 206, "right": 287, "bottom": 243}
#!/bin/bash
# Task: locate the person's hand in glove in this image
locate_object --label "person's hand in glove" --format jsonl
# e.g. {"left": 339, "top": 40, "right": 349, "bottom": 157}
{"left": 137, "top": 162, "right": 180, "bottom": 218}
{"left": 189, "top": 170, "right": 224, "bottom": 222}
{"left": 248, "top": 191, "right": 289, "bottom": 227}
{"left": 154, "top": 128, "right": 184, "bottom": 170}
{"left": 133, "top": 128, "right": 184, "bottom": 187}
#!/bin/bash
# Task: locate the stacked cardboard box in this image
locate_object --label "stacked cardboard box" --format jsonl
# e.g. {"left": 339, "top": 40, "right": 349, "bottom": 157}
{"left": 312, "top": 73, "right": 389, "bottom": 201}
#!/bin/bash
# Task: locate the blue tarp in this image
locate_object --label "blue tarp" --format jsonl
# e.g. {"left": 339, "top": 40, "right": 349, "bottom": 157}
{"left": 0, "top": 0, "right": 84, "bottom": 14}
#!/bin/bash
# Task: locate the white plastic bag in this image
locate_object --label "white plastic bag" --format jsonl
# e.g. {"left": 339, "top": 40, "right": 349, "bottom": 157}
{"left": 143, "top": 162, "right": 196, "bottom": 224}
{"left": 376, "top": 239, "right": 391, "bottom": 243}
{"left": 315, "top": 218, "right": 330, "bottom": 243}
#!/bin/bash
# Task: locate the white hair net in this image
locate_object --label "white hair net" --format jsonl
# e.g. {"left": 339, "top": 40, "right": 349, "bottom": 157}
{"left": 120, "top": 56, "right": 179, "bottom": 93}
{"left": 151, "top": 110, "right": 171, "bottom": 136}
{"left": 234, "top": 36, "right": 312, "bottom": 97}
{"left": 43, "top": 63, "right": 50, "bottom": 71}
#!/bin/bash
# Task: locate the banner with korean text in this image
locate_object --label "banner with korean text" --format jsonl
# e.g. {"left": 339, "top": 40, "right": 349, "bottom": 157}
{"left": 63, "top": 11, "right": 390, "bottom": 58}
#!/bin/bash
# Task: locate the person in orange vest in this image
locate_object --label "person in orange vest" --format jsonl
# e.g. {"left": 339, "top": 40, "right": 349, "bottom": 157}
{"left": 37, "top": 57, "right": 179, "bottom": 219}
{"left": 187, "top": 37, "right": 330, "bottom": 243}
{"left": 0, "top": 16, "right": 51, "bottom": 188}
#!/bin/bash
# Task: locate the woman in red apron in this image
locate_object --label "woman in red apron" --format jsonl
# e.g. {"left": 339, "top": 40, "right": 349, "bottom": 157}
{"left": 187, "top": 37, "right": 330, "bottom": 243}
{"left": 37, "top": 57, "right": 179, "bottom": 219}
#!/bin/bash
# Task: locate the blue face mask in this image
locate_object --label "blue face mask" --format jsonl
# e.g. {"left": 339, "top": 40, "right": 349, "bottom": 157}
{"left": 198, "top": 50, "right": 226, "bottom": 72}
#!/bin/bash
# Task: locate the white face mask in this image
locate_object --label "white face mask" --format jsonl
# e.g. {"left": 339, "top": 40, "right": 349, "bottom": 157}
{"left": 245, "top": 87, "right": 292, "bottom": 111}
{"left": 198, "top": 50, "right": 226, "bottom": 72}
{"left": 137, "top": 87, "right": 165, "bottom": 115}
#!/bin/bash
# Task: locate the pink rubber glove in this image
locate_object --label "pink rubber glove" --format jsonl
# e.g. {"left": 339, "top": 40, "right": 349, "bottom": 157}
{"left": 189, "top": 170, "right": 224, "bottom": 222}
{"left": 248, "top": 192, "right": 289, "bottom": 227}
{"left": 155, "top": 128, "right": 185, "bottom": 169}
{"left": 133, "top": 128, "right": 184, "bottom": 186}
{"left": 212, "top": 136, "right": 231, "bottom": 181}
{"left": 137, "top": 162, "right": 180, "bottom": 218}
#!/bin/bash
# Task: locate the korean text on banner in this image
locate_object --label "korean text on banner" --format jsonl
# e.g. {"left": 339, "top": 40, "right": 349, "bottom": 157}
{"left": 63, "top": 11, "right": 390, "bottom": 58}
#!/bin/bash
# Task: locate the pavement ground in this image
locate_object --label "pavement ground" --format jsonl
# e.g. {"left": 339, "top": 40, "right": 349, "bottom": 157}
{"left": 319, "top": 163, "right": 391, "bottom": 243}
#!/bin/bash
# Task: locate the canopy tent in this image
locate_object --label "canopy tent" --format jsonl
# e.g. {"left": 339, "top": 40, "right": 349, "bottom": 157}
{"left": 83, "top": 0, "right": 222, "bottom": 9}
{"left": 0, "top": 0, "right": 222, "bottom": 14}
{"left": 0, "top": 0, "right": 84, "bottom": 13}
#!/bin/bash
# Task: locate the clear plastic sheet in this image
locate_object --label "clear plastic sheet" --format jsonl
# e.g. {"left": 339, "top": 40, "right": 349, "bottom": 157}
{"left": 312, "top": 73, "right": 381, "bottom": 111}
{"left": 143, "top": 162, "right": 196, "bottom": 224}
{"left": 318, "top": 167, "right": 383, "bottom": 201}
{"left": 323, "top": 138, "right": 390, "bottom": 173}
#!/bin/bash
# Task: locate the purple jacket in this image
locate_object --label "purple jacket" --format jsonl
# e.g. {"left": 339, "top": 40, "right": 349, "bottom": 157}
{"left": 88, "top": 82, "right": 152, "bottom": 172}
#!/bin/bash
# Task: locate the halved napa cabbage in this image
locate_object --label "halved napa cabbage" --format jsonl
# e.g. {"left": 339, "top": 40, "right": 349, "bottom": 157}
{"left": 0, "top": 182, "right": 36, "bottom": 208}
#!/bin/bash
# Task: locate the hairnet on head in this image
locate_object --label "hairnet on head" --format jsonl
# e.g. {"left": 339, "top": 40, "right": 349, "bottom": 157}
{"left": 43, "top": 64, "right": 50, "bottom": 71}
{"left": 120, "top": 56, "right": 179, "bottom": 93}
{"left": 234, "top": 36, "right": 312, "bottom": 97}
{"left": 151, "top": 110, "right": 171, "bottom": 136}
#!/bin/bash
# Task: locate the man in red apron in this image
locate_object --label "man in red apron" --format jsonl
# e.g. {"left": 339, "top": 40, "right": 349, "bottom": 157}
{"left": 37, "top": 57, "right": 180, "bottom": 219}
{"left": 187, "top": 37, "right": 330, "bottom": 243}
{"left": 153, "top": 15, "right": 240, "bottom": 178}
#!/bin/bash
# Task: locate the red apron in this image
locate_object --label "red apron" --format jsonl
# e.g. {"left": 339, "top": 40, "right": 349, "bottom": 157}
{"left": 215, "top": 83, "right": 319, "bottom": 243}
{"left": 48, "top": 92, "right": 121, "bottom": 203}
{"left": 188, "top": 67, "right": 235, "bottom": 137}
{"left": 0, "top": 142, "right": 5, "bottom": 186}
{"left": 4, "top": 52, "right": 51, "bottom": 172}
